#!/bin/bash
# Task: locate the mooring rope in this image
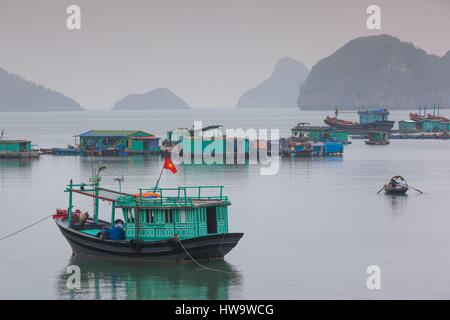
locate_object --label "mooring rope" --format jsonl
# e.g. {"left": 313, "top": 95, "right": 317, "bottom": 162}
{"left": 176, "top": 238, "right": 370, "bottom": 300}
{"left": 0, "top": 214, "right": 53, "bottom": 242}
{"left": 0, "top": 216, "right": 370, "bottom": 299}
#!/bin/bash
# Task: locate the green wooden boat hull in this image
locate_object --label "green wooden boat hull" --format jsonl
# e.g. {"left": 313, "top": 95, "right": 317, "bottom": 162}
{"left": 55, "top": 217, "right": 243, "bottom": 262}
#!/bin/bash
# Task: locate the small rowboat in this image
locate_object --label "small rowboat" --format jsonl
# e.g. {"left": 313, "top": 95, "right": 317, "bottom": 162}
{"left": 383, "top": 175, "right": 409, "bottom": 195}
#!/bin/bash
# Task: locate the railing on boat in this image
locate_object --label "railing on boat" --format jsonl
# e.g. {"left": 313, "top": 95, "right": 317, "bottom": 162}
{"left": 117, "top": 186, "right": 228, "bottom": 207}
{"left": 65, "top": 182, "right": 228, "bottom": 209}
{"left": 64, "top": 180, "right": 228, "bottom": 227}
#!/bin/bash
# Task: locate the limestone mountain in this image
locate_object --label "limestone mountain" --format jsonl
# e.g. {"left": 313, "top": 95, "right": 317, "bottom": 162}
{"left": 0, "top": 68, "right": 83, "bottom": 112}
{"left": 112, "top": 88, "right": 190, "bottom": 110}
{"left": 237, "top": 57, "right": 309, "bottom": 108}
{"left": 297, "top": 35, "right": 450, "bottom": 110}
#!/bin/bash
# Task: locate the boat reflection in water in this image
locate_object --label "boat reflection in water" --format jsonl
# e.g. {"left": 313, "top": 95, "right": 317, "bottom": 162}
{"left": 58, "top": 255, "right": 242, "bottom": 300}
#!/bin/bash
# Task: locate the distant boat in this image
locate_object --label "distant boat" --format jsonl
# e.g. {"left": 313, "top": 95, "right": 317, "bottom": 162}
{"left": 364, "top": 131, "right": 390, "bottom": 145}
{"left": 409, "top": 105, "right": 449, "bottom": 130}
{"left": 365, "top": 140, "right": 390, "bottom": 145}
{"left": 324, "top": 108, "right": 395, "bottom": 134}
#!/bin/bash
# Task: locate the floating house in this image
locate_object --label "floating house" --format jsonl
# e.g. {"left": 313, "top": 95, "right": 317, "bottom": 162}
{"left": 182, "top": 136, "right": 250, "bottom": 159}
{"left": 422, "top": 120, "right": 442, "bottom": 133}
{"left": 291, "top": 124, "right": 349, "bottom": 144}
{"left": 439, "top": 121, "right": 450, "bottom": 132}
{"left": 0, "top": 140, "right": 39, "bottom": 158}
{"left": 398, "top": 120, "right": 417, "bottom": 133}
{"left": 280, "top": 123, "right": 345, "bottom": 157}
{"left": 78, "top": 130, "right": 160, "bottom": 156}
{"left": 164, "top": 125, "right": 251, "bottom": 163}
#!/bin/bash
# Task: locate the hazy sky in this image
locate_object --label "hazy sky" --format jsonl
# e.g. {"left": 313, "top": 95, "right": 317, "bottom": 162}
{"left": 0, "top": 0, "right": 449, "bottom": 110}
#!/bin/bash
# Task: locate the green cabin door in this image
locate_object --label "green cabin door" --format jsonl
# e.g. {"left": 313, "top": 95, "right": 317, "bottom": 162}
{"left": 206, "top": 207, "right": 217, "bottom": 234}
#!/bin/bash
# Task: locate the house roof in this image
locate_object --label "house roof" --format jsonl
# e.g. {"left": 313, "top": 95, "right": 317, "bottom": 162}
{"left": 291, "top": 125, "right": 341, "bottom": 132}
{"left": 0, "top": 140, "right": 31, "bottom": 144}
{"left": 357, "top": 109, "right": 390, "bottom": 115}
{"left": 78, "top": 130, "right": 154, "bottom": 138}
{"left": 129, "top": 136, "right": 160, "bottom": 140}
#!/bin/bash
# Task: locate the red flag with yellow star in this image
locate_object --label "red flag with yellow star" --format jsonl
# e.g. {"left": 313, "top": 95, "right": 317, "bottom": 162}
{"left": 163, "top": 157, "right": 177, "bottom": 174}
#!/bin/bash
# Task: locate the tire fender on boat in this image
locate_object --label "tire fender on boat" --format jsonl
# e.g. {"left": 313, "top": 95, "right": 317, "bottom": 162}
{"left": 129, "top": 239, "right": 144, "bottom": 252}
{"left": 168, "top": 235, "right": 181, "bottom": 248}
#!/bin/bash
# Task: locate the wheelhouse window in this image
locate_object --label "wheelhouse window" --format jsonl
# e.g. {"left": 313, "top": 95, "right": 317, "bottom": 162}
{"left": 145, "top": 209, "right": 155, "bottom": 224}
{"left": 179, "top": 209, "right": 186, "bottom": 223}
{"left": 124, "top": 209, "right": 134, "bottom": 223}
{"left": 165, "top": 209, "right": 173, "bottom": 223}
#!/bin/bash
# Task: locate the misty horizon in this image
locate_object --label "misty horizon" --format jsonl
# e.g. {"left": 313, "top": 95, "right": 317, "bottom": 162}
{"left": 1, "top": 0, "right": 450, "bottom": 110}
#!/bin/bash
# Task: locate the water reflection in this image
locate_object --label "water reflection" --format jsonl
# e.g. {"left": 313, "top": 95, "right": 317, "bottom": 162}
{"left": 385, "top": 193, "right": 408, "bottom": 213}
{"left": 0, "top": 158, "right": 36, "bottom": 169}
{"left": 58, "top": 256, "right": 242, "bottom": 300}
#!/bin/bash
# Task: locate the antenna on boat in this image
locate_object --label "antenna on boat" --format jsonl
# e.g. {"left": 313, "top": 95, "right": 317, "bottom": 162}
{"left": 88, "top": 158, "right": 107, "bottom": 224}
{"left": 114, "top": 175, "right": 125, "bottom": 194}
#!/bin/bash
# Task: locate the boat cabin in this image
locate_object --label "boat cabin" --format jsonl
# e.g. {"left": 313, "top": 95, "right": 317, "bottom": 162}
{"left": 366, "top": 131, "right": 390, "bottom": 145}
{"left": 358, "top": 109, "right": 390, "bottom": 124}
{"left": 65, "top": 181, "right": 230, "bottom": 241}
{"left": 116, "top": 188, "right": 229, "bottom": 240}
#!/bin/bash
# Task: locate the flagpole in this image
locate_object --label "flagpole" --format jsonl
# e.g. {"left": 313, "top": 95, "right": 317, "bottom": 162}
{"left": 154, "top": 163, "right": 165, "bottom": 190}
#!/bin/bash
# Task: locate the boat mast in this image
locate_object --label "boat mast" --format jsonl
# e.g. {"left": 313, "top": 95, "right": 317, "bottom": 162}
{"left": 89, "top": 161, "right": 106, "bottom": 224}
{"left": 68, "top": 179, "right": 73, "bottom": 226}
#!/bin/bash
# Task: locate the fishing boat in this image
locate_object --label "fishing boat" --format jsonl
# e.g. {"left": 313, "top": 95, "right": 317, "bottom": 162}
{"left": 383, "top": 176, "right": 409, "bottom": 195}
{"left": 53, "top": 171, "right": 243, "bottom": 261}
{"left": 364, "top": 131, "right": 390, "bottom": 145}
{"left": 324, "top": 108, "right": 395, "bottom": 134}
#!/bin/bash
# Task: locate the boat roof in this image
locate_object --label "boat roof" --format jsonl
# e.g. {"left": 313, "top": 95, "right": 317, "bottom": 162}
{"left": 117, "top": 186, "right": 229, "bottom": 208}
{"left": 291, "top": 124, "right": 343, "bottom": 132}
{"left": 78, "top": 130, "right": 155, "bottom": 138}
{"left": 0, "top": 139, "right": 31, "bottom": 144}
{"left": 66, "top": 183, "right": 229, "bottom": 208}
{"left": 357, "top": 108, "right": 390, "bottom": 115}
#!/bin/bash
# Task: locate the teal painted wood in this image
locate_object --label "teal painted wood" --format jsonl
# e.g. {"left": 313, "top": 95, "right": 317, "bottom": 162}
{"left": 399, "top": 120, "right": 417, "bottom": 133}
{"left": 0, "top": 141, "right": 31, "bottom": 152}
{"left": 121, "top": 205, "right": 228, "bottom": 241}
{"left": 422, "top": 120, "right": 442, "bottom": 132}
{"left": 65, "top": 182, "right": 231, "bottom": 241}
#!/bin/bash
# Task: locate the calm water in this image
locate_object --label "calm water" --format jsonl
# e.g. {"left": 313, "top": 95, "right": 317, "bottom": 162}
{"left": 1, "top": 108, "right": 450, "bottom": 299}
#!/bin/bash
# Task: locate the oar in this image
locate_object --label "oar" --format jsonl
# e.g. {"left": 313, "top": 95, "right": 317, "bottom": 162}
{"left": 408, "top": 185, "right": 424, "bottom": 194}
{"left": 377, "top": 185, "right": 385, "bottom": 194}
